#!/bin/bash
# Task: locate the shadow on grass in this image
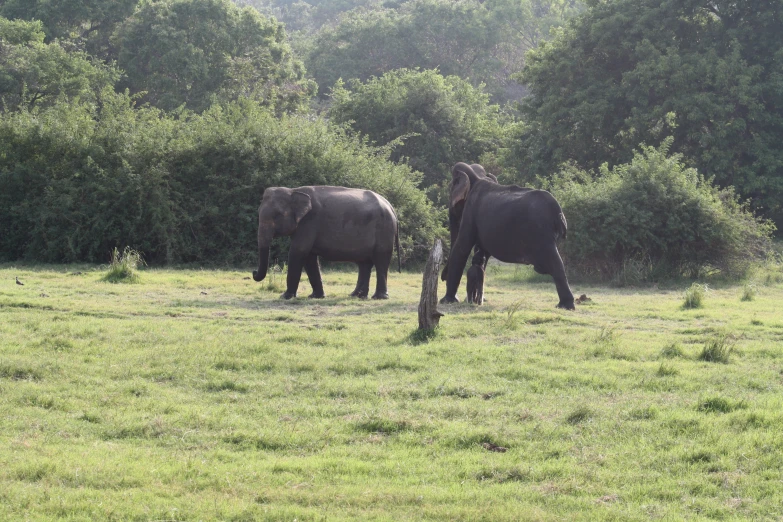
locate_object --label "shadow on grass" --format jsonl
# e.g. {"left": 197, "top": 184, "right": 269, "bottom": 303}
{"left": 408, "top": 327, "right": 440, "bottom": 345}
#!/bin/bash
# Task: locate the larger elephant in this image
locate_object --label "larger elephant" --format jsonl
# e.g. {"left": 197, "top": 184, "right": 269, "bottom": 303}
{"left": 439, "top": 163, "right": 575, "bottom": 309}
{"left": 252, "top": 186, "right": 400, "bottom": 300}
{"left": 440, "top": 163, "right": 496, "bottom": 282}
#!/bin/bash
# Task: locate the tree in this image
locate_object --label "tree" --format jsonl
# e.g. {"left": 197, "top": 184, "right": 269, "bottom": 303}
{"left": 0, "top": 0, "right": 138, "bottom": 60}
{"left": 516, "top": 0, "right": 783, "bottom": 227}
{"left": 0, "top": 17, "right": 118, "bottom": 111}
{"left": 305, "top": 0, "right": 579, "bottom": 102}
{"left": 114, "top": 0, "right": 315, "bottom": 113}
{"left": 328, "top": 68, "right": 508, "bottom": 186}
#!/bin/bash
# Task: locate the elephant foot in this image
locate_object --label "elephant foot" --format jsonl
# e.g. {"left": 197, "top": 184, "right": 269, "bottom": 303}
{"left": 439, "top": 295, "right": 460, "bottom": 304}
{"left": 557, "top": 300, "right": 575, "bottom": 310}
{"left": 308, "top": 292, "right": 325, "bottom": 299}
{"left": 350, "top": 289, "right": 369, "bottom": 299}
{"left": 280, "top": 291, "right": 296, "bottom": 300}
{"left": 371, "top": 292, "right": 389, "bottom": 300}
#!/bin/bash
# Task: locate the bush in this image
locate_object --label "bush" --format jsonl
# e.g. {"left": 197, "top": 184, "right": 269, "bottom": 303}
{"left": 549, "top": 139, "right": 775, "bottom": 281}
{"left": 102, "top": 247, "right": 145, "bottom": 283}
{"left": 328, "top": 69, "right": 508, "bottom": 187}
{"left": 682, "top": 283, "right": 707, "bottom": 309}
{"left": 0, "top": 94, "right": 443, "bottom": 265}
{"left": 698, "top": 333, "right": 736, "bottom": 364}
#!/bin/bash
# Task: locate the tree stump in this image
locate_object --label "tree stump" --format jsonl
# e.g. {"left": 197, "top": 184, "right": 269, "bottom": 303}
{"left": 418, "top": 239, "right": 445, "bottom": 330}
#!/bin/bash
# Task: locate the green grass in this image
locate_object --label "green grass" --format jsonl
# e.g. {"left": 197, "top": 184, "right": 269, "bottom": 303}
{"left": 682, "top": 282, "right": 708, "bottom": 309}
{"left": 101, "top": 247, "right": 145, "bottom": 283}
{"left": 698, "top": 332, "right": 737, "bottom": 363}
{"left": 2, "top": 263, "right": 783, "bottom": 520}
{"left": 740, "top": 283, "right": 757, "bottom": 302}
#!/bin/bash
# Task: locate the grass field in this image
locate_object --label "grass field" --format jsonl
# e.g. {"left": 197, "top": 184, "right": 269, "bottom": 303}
{"left": 2, "top": 262, "right": 783, "bottom": 521}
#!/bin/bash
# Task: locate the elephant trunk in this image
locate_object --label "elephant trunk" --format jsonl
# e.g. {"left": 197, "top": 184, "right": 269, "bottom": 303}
{"left": 252, "top": 228, "right": 273, "bottom": 282}
{"left": 252, "top": 246, "right": 270, "bottom": 282}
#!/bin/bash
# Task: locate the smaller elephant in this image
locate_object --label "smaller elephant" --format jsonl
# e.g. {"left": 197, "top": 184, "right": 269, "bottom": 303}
{"left": 466, "top": 253, "right": 485, "bottom": 305}
{"left": 252, "top": 186, "right": 400, "bottom": 299}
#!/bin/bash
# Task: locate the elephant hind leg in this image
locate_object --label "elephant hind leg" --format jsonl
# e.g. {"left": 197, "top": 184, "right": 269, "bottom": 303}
{"left": 371, "top": 252, "right": 392, "bottom": 299}
{"left": 539, "top": 245, "right": 574, "bottom": 310}
{"left": 351, "top": 261, "right": 372, "bottom": 298}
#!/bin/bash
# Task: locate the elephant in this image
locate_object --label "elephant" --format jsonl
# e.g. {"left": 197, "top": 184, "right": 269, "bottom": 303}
{"left": 441, "top": 163, "right": 495, "bottom": 283}
{"left": 439, "top": 163, "right": 575, "bottom": 310}
{"left": 252, "top": 185, "right": 400, "bottom": 300}
{"left": 465, "top": 252, "right": 485, "bottom": 305}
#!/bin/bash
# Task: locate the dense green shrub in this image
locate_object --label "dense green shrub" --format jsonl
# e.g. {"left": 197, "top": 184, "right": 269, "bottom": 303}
{"left": 102, "top": 247, "right": 145, "bottom": 283}
{"left": 0, "top": 93, "right": 442, "bottom": 265}
{"left": 549, "top": 140, "right": 775, "bottom": 281}
{"left": 328, "top": 69, "right": 508, "bottom": 187}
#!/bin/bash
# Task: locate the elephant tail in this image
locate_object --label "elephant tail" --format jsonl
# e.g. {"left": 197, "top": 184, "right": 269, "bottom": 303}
{"left": 555, "top": 212, "right": 567, "bottom": 241}
{"left": 395, "top": 222, "right": 401, "bottom": 273}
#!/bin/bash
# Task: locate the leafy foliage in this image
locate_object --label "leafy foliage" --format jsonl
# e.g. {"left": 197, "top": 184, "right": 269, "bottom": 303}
{"left": 0, "top": 17, "right": 119, "bottom": 111}
{"left": 549, "top": 140, "right": 774, "bottom": 280}
{"left": 305, "top": 0, "right": 580, "bottom": 102}
{"left": 0, "top": 93, "right": 441, "bottom": 264}
{"left": 329, "top": 69, "right": 507, "bottom": 186}
{"left": 0, "top": 0, "right": 138, "bottom": 59}
{"left": 517, "top": 0, "right": 783, "bottom": 227}
{"left": 113, "top": 0, "right": 315, "bottom": 113}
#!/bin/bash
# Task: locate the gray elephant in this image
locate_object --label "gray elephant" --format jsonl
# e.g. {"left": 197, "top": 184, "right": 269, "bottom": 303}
{"left": 440, "top": 163, "right": 574, "bottom": 310}
{"left": 252, "top": 186, "right": 400, "bottom": 299}
{"left": 441, "top": 163, "right": 495, "bottom": 282}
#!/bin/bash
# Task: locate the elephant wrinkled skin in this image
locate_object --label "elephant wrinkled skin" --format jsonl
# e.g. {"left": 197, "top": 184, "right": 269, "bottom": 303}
{"left": 252, "top": 186, "right": 400, "bottom": 300}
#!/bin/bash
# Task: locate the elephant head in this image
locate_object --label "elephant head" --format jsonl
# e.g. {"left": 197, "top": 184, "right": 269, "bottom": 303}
{"left": 441, "top": 163, "right": 496, "bottom": 281}
{"left": 448, "top": 163, "right": 496, "bottom": 231}
{"left": 252, "top": 187, "right": 312, "bottom": 282}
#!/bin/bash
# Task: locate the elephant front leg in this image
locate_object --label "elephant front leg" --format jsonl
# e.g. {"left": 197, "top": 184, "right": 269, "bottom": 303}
{"left": 304, "top": 254, "right": 325, "bottom": 298}
{"left": 350, "top": 262, "right": 372, "bottom": 298}
{"left": 282, "top": 254, "right": 306, "bottom": 299}
{"left": 440, "top": 236, "right": 474, "bottom": 304}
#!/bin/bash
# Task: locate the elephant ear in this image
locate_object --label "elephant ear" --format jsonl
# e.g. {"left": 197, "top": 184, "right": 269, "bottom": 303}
{"left": 291, "top": 191, "right": 312, "bottom": 225}
{"left": 470, "top": 163, "right": 486, "bottom": 177}
{"left": 450, "top": 171, "right": 471, "bottom": 208}
{"left": 470, "top": 163, "right": 497, "bottom": 183}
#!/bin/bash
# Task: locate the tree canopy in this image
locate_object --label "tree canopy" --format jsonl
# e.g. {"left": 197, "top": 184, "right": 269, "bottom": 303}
{"left": 329, "top": 68, "right": 508, "bottom": 186}
{"left": 305, "top": 0, "right": 581, "bottom": 102}
{"left": 517, "top": 0, "right": 783, "bottom": 224}
{"left": 114, "top": 0, "right": 315, "bottom": 113}
{"left": 0, "top": 0, "right": 138, "bottom": 59}
{"left": 0, "top": 18, "right": 118, "bottom": 111}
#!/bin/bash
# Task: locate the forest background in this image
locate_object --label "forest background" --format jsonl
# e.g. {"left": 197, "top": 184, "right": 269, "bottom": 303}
{"left": 0, "top": 0, "right": 780, "bottom": 281}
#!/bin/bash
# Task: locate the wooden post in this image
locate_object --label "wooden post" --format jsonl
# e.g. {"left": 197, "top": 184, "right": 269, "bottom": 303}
{"left": 418, "top": 239, "right": 445, "bottom": 330}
